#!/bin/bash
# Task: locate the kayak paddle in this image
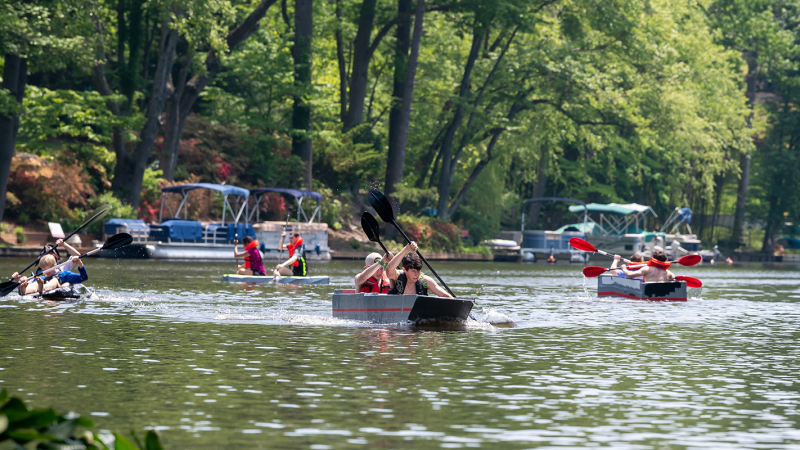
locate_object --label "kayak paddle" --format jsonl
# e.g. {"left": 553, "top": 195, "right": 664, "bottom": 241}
{"left": 10, "top": 205, "right": 111, "bottom": 280}
{"left": 361, "top": 212, "right": 389, "bottom": 254}
{"left": 569, "top": 237, "right": 702, "bottom": 266}
{"left": 674, "top": 276, "right": 702, "bottom": 288}
{"left": 368, "top": 188, "right": 455, "bottom": 298}
{"left": 0, "top": 232, "right": 132, "bottom": 297}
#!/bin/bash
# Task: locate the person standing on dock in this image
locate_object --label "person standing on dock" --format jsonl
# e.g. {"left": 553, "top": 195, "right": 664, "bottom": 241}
{"left": 233, "top": 236, "right": 266, "bottom": 276}
{"left": 275, "top": 231, "right": 307, "bottom": 278}
{"left": 355, "top": 252, "right": 393, "bottom": 293}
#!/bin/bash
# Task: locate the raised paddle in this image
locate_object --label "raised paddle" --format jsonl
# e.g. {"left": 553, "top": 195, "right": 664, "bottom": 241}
{"left": 0, "top": 232, "right": 133, "bottom": 297}
{"left": 11, "top": 205, "right": 111, "bottom": 279}
{"left": 569, "top": 237, "right": 702, "bottom": 267}
{"left": 361, "top": 212, "right": 389, "bottom": 254}
{"left": 368, "top": 188, "right": 456, "bottom": 298}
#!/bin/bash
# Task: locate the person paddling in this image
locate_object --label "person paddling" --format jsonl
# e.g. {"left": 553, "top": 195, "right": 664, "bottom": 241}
{"left": 14, "top": 254, "right": 88, "bottom": 296}
{"left": 355, "top": 252, "right": 393, "bottom": 293}
{"left": 386, "top": 242, "right": 451, "bottom": 297}
{"left": 610, "top": 253, "right": 645, "bottom": 278}
{"left": 233, "top": 236, "right": 266, "bottom": 276}
{"left": 621, "top": 250, "right": 675, "bottom": 282}
{"left": 275, "top": 231, "right": 307, "bottom": 277}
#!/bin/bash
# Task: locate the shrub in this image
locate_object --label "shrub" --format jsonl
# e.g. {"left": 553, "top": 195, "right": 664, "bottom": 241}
{"left": 395, "top": 214, "right": 461, "bottom": 253}
{"left": 14, "top": 226, "right": 26, "bottom": 244}
{"left": 348, "top": 237, "right": 362, "bottom": 250}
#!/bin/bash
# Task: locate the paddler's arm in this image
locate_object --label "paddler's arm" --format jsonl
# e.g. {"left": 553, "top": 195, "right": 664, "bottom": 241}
{"left": 354, "top": 260, "right": 384, "bottom": 289}
{"left": 610, "top": 255, "right": 621, "bottom": 269}
{"left": 424, "top": 276, "right": 452, "bottom": 298}
{"left": 56, "top": 238, "right": 80, "bottom": 257}
{"left": 277, "top": 231, "right": 286, "bottom": 251}
{"left": 386, "top": 242, "right": 416, "bottom": 281}
{"left": 621, "top": 265, "right": 646, "bottom": 278}
{"left": 277, "top": 252, "right": 299, "bottom": 270}
{"left": 666, "top": 269, "right": 675, "bottom": 281}
{"left": 232, "top": 239, "right": 248, "bottom": 258}
{"left": 58, "top": 257, "right": 88, "bottom": 284}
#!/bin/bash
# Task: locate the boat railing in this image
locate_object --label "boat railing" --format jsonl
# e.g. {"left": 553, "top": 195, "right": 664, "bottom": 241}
{"left": 109, "top": 224, "right": 150, "bottom": 244}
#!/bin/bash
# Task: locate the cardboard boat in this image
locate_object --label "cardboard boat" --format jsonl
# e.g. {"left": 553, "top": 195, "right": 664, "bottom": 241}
{"left": 221, "top": 274, "right": 330, "bottom": 285}
{"left": 597, "top": 274, "right": 687, "bottom": 301}
{"left": 332, "top": 289, "right": 474, "bottom": 323}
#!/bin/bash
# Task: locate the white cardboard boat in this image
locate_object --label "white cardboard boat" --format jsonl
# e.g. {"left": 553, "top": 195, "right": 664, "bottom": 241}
{"left": 331, "top": 289, "right": 475, "bottom": 323}
{"left": 597, "top": 274, "right": 687, "bottom": 301}
{"left": 221, "top": 274, "right": 329, "bottom": 285}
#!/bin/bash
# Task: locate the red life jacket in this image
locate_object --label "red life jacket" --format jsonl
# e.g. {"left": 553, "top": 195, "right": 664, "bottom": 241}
{"left": 288, "top": 237, "right": 304, "bottom": 267}
{"left": 647, "top": 258, "right": 671, "bottom": 270}
{"left": 360, "top": 276, "right": 391, "bottom": 294}
{"left": 244, "top": 240, "right": 259, "bottom": 269}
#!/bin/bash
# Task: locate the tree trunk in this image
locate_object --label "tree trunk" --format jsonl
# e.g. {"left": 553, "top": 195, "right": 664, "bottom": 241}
{"left": 384, "top": 0, "right": 412, "bottom": 197}
{"left": 731, "top": 56, "right": 757, "bottom": 248}
{"left": 335, "top": 0, "right": 348, "bottom": 122}
{"left": 112, "top": 21, "right": 179, "bottom": 208}
{"left": 292, "top": 0, "right": 314, "bottom": 189}
{"left": 344, "top": 0, "right": 378, "bottom": 129}
{"left": 527, "top": 146, "right": 550, "bottom": 229}
{"left": 158, "top": 0, "right": 279, "bottom": 182}
{"left": 0, "top": 54, "right": 27, "bottom": 223}
{"left": 161, "top": 55, "right": 192, "bottom": 181}
{"left": 436, "top": 26, "right": 484, "bottom": 221}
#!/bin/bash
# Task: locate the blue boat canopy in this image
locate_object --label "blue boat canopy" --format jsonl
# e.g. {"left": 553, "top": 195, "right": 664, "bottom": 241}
{"left": 249, "top": 187, "right": 322, "bottom": 205}
{"left": 248, "top": 187, "right": 323, "bottom": 225}
{"left": 160, "top": 183, "right": 249, "bottom": 225}
{"left": 161, "top": 183, "right": 249, "bottom": 199}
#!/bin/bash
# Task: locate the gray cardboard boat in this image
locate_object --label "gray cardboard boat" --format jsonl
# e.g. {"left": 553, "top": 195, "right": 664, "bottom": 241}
{"left": 221, "top": 274, "right": 330, "bottom": 284}
{"left": 332, "top": 289, "right": 475, "bottom": 323}
{"left": 597, "top": 274, "right": 687, "bottom": 301}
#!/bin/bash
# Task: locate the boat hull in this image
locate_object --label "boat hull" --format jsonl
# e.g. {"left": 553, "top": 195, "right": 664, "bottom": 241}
{"left": 221, "top": 274, "right": 329, "bottom": 285}
{"left": 332, "top": 290, "right": 474, "bottom": 323}
{"left": 597, "top": 275, "right": 687, "bottom": 301}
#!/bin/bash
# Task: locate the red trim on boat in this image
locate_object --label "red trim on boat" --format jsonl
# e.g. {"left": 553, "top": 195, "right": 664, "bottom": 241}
{"left": 597, "top": 291, "right": 687, "bottom": 302}
{"left": 332, "top": 308, "right": 412, "bottom": 312}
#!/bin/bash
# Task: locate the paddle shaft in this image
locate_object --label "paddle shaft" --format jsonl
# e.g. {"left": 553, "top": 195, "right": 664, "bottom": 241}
{"left": 390, "top": 219, "right": 455, "bottom": 298}
{"left": 15, "top": 247, "right": 102, "bottom": 286}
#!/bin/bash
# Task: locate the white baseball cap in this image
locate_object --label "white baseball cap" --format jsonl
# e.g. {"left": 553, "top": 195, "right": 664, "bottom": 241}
{"left": 365, "top": 252, "right": 382, "bottom": 266}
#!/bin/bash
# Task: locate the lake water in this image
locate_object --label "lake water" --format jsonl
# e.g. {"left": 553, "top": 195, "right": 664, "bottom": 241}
{"left": 1, "top": 258, "right": 799, "bottom": 449}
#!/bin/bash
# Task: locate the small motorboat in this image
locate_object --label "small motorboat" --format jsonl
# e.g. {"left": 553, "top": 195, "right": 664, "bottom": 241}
{"left": 597, "top": 274, "right": 687, "bottom": 301}
{"left": 221, "top": 274, "right": 329, "bottom": 285}
{"left": 332, "top": 289, "right": 475, "bottom": 323}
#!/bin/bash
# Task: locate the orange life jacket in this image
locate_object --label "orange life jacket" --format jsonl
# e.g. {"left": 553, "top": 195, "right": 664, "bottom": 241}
{"left": 244, "top": 240, "right": 259, "bottom": 268}
{"left": 360, "top": 276, "right": 391, "bottom": 294}
{"left": 288, "top": 237, "right": 304, "bottom": 267}
{"left": 647, "top": 258, "right": 671, "bottom": 270}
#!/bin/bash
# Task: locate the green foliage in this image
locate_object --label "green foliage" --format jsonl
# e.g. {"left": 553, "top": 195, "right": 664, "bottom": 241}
{"left": 63, "top": 193, "right": 136, "bottom": 235}
{"left": 316, "top": 185, "right": 344, "bottom": 231}
{"left": 14, "top": 226, "right": 25, "bottom": 244}
{"left": 0, "top": 389, "right": 166, "bottom": 450}
{"left": 395, "top": 214, "right": 462, "bottom": 253}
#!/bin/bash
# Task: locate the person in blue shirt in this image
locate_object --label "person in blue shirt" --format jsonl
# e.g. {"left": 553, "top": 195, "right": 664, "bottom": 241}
{"left": 15, "top": 254, "right": 88, "bottom": 295}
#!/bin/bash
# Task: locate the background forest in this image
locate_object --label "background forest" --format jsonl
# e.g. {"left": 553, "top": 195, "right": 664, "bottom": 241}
{"left": 1, "top": 0, "right": 800, "bottom": 252}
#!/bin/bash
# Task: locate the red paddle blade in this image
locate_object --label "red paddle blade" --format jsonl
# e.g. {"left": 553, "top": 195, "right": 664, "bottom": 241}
{"left": 570, "top": 237, "right": 597, "bottom": 253}
{"left": 675, "top": 254, "right": 702, "bottom": 266}
{"left": 675, "top": 276, "right": 702, "bottom": 288}
{"left": 582, "top": 266, "right": 610, "bottom": 277}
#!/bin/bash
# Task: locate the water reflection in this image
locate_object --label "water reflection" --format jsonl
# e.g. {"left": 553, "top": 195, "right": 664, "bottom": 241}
{"left": 1, "top": 258, "right": 799, "bottom": 448}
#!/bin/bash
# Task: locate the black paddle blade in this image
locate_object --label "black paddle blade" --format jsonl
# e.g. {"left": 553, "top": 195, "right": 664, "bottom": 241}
{"left": 0, "top": 280, "right": 21, "bottom": 297}
{"left": 361, "top": 212, "right": 381, "bottom": 242}
{"left": 368, "top": 189, "right": 395, "bottom": 223}
{"left": 102, "top": 233, "right": 133, "bottom": 250}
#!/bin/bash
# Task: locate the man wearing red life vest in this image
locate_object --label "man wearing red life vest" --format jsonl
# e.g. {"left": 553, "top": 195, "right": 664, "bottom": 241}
{"left": 354, "top": 252, "right": 393, "bottom": 293}
{"left": 620, "top": 249, "right": 675, "bottom": 282}
{"left": 275, "top": 231, "right": 308, "bottom": 277}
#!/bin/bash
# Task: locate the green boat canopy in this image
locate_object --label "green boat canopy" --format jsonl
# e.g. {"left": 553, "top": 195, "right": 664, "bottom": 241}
{"left": 568, "top": 203, "right": 654, "bottom": 216}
